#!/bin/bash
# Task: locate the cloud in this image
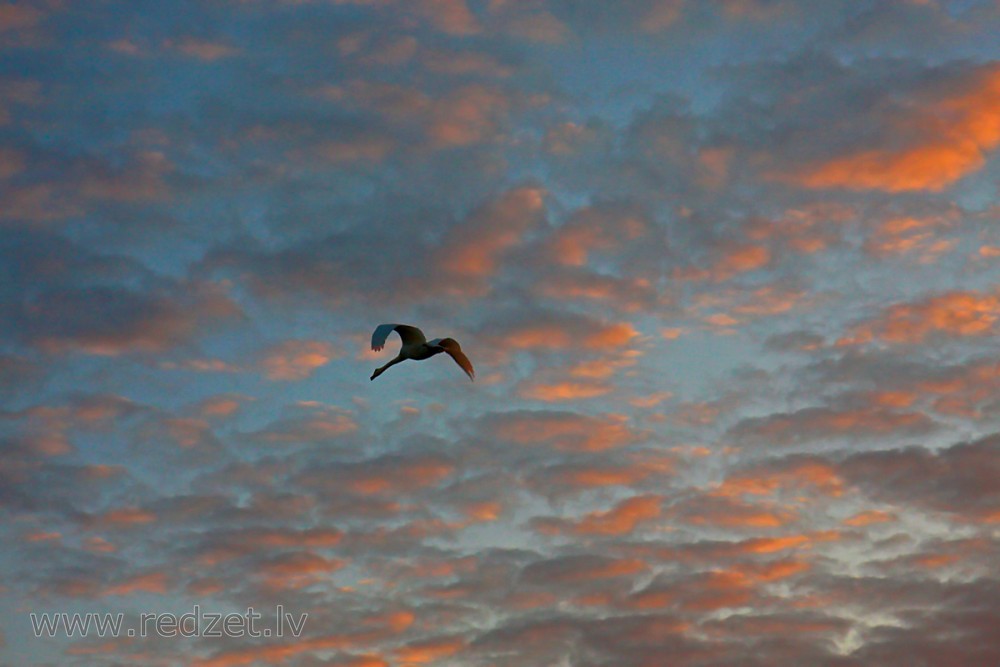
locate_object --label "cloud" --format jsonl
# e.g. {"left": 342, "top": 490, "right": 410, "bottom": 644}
{"left": 258, "top": 339, "right": 341, "bottom": 380}
{"left": 410, "top": 0, "right": 480, "bottom": 35}
{"left": 669, "top": 494, "right": 796, "bottom": 529}
{"left": 0, "top": 149, "right": 173, "bottom": 224}
{"left": 520, "top": 554, "right": 647, "bottom": 585}
{"left": 93, "top": 507, "right": 157, "bottom": 527}
{"left": 486, "top": 0, "right": 572, "bottom": 43}
{"left": 481, "top": 311, "right": 639, "bottom": 354}
{"left": 715, "top": 458, "right": 845, "bottom": 499}
{"left": 245, "top": 404, "right": 359, "bottom": 444}
{"left": 526, "top": 452, "right": 669, "bottom": 496}
{"left": 532, "top": 270, "right": 661, "bottom": 312}
{"left": 771, "top": 62, "right": 1000, "bottom": 192}
{"left": 708, "top": 243, "right": 772, "bottom": 280}
{"left": 517, "top": 379, "right": 615, "bottom": 402}
{"left": 199, "top": 185, "right": 547, "bottom": 306}
{"left": 195, "top": 527, "right": 343, "bottom": 565}
{"left": 2, "top": 393, "right": 144, "bottom": 456}
{"left": 393, "top": 636, "right": 465, "bottom": 663}
{"left": 477, "top": 410, "right": 646, "bottom": 452}
{"left": 839, "top": 434, "right": 1000, "bottom": 523}
{"left": 434, "top": 186, "right": 546, "bottom": 280}
{"left": 842, "top": 289, "right": 1000, "bottom": 345}
{"left": 863, "top": 211, "right": 957, "bottom": 261}
{"left": 545, "top": 202, "right": 648, "bottom": 267}
{"left": 744, "top": 203, "right": 849, "bottom": 255}
{"left": 101, "top": 571, "right": 169, "bottom": 597}
{"left": 295, "top": 452, "right": 454, "bottom": 499}
{"left": 193, "top": 635, "right": 362, "bottom": 667}
{"left": 843, "top": 509, "right": 896, "bottom": 527}
{"left": 11, "top": 282, "right": 241, "bottom": 355}
{"left": 7, "top": 3, "right": 1000, "bottom": 666}
{"left": 166, "top": 37, "right": 241, "bottom": 61}
{"left": 0, "top": 231, "right": 241, "bottom": 356}
{"left": 253, "top": 551, "right": 347, "bottom": 590}
{"left": 532, "top": 494, "right": 662, "bottom": 536}
{"left": 0, "top": 4, "right": 45, "bottom": 32}
{"left": 729, "top": 405, "right": 938, "bottom": 445}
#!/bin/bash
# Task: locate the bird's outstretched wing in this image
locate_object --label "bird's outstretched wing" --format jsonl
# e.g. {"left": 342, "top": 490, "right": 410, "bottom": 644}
{"left": 436, "top": 338, "right": 475, "bottom": 381}
{"left": 371, "top": 324, "right": 427, "bottom": 352}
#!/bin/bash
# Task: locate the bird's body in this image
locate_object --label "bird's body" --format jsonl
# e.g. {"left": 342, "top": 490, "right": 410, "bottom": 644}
{"left": 370, "top": 324, "right": 475, "bottom": 381}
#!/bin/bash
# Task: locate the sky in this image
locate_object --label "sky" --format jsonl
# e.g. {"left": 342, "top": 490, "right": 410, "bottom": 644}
{"left": 2, "top": 0, "right": 1000, "bottom": 665}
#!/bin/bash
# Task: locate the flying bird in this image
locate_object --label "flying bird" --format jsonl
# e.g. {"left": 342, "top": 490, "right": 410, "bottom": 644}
{"left": 369, "top": 324, "right": 475, "bottom": 382}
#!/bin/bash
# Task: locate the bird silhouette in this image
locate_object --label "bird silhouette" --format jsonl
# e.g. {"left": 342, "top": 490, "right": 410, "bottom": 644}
{"left": 369, "top": 324, "right": 475, "bottom": 381}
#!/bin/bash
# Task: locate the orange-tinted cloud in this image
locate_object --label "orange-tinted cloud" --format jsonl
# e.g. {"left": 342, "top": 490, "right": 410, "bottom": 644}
{"left": 210, "top": 528, "right": 343, "bottom": 560}
{"left": 393, "top": 637, "right": 465, "bottom": 664}
{"left": 716, "top": 459, "right": 845, "bottom": 498}
{"left": 640, "top": 0, "right": 684, "bottom": 31}
{"left": 196, "top": 395, "right": 247, "bottom": 418}
{"left": 0, "top": 146, "right": 24, "bottom": 178}
{"left": 546, "top": 205, "right": 647, "bottom": 267}
{"left": 744, "top": 203, "right": 851, "bottom": 254}
{"left": 259, "top": 339, "right": 340, "bottom": 380}
{"left": 863, "top": 213, "right": 956, "bottom": 261}
{"left": 534, "top": 495, "right": 662, "bottom": 536}
{"left": 23, "top": 282, "right": 241, "bottom": 356}
{"left": 495, "top": 318, "right": 638, "bottom": 352}
{"left": 517, "top": 379, "right": 614, "bottom": 402}
{"left": 24, "top": 531, "right": 60, "bottom": 543}
{"left": 671, "top": 495, "right": 796, "bottom": 529}
{"left": 426, "top": 84, "right": 513, "bottom": 147}
{"left": 678, "top": 243, "right": 772, "bottom": 283}
{"left": 843, "top": 289, "right": 1000, "bottom": 345}
{"left": 193, "top": 635, "right": 359, "bottom": 667}
{"left": 0, "top": 3, "right": 45, "bottom": 32}
{"left": 719, "top": 0, "right": 796, "bottom": 21}
{"left": 254, "top": 551, "right": 347, "bottom": 590}
{"left": 481, "top": 410, "right": 645, "bottom": 452}
{"left": 534, "top": 272, "right": 659, "bottom": 312}
{"left": 77, "top": 150, "right": 172, "bottom": 202}
{"left": 711, "top": 243, "right": 771, "bottom": 280}
{"left": 844, "top": 509, "right": 897, "bottom": 527}
{"left": 412, "top": 0, "right": 480, "bottom": 35}
{"left": 735, "top": 535, "right": 811, "bottom": 554}
{"left": 543, "top": 120, "right": 607, "bottom": 155}
{"left": 342, "top": 459, "right": 453, "bottom": 496}
{"left": 95, "top": 507, "right": 157, "bottom": 526}
{"left": 731, "top": 405, "right": 936, "bottom": 444}
{"left": 529, "top": 451, "right": 672, "bottom": 496}
{"left": 460, "top": 500, "right": 504, "bottom": 522}
{"left": 435, "top": 186, "right": 546, "bottom": 282}
{"left": 778, "top": 63, "right": 1000, "bottom": 192}
{"left": 9, "top": 394, "right": 140, "bottom": 456}
{"left": 101, "top": 572, "right": 168, "bottom": 597}
{"left": 727, "top": 557, "right": 811, "bottom": 583}
{"left": 296, "top": 454, "right": 454, "bottom": 498}
{"left": 315, "top": 134, "right": 394, "bottom": 163}
{"left": 421, "top": 48, "right": 514, "bottom": 77}
{"left": 487, "top": 0, "right": 571, "bottom": 43}
{"left": 248, "top": 405, "right": 358, "bottom": 444}
{"left": 159, "top": 417, "right": 214, "bottom": 449}
{"left": 166, "top": 37, "right": 240, "bottom": 61}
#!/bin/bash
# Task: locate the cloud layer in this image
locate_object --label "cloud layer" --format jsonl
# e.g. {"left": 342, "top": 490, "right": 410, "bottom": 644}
{"left": 2, "top": 0, "right": 1000, "bottom": 665}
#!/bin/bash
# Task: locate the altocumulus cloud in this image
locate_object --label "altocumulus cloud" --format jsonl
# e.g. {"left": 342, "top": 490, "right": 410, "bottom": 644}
{"left": 2, "top": 1, "right": 1000, "bottom": 666}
